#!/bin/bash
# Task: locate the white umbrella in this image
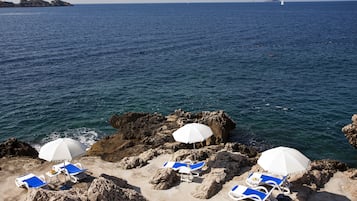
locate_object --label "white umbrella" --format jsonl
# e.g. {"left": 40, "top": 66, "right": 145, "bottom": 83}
{"left": 257, "top": 146, "right": 311, "bottom": 176}
{"left": 172, "top": 123, "right": 213, "bottom": 148}
{"left": 39, "top": 138, "right": 86, "bottom": 162}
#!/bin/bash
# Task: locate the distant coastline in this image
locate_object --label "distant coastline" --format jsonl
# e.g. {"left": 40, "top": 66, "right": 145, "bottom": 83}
{"left": 0, "top": 0, "right": 72, "bottom": 7}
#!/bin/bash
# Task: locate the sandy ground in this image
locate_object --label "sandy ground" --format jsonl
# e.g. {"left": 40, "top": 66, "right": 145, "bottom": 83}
{"left": 0, "top": 155, "right": 356, "bottom": 201}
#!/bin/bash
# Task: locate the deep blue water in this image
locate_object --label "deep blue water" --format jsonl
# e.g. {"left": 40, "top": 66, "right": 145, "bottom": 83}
{"left": 0, "top": 2, "right": 357, "bottom": 166}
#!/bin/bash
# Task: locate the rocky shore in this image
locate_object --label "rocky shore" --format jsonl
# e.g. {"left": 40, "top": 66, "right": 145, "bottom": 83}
{"left": 0, "top": 110, "right": 356, "bottom": 201}
{"left": 342, "top": 114, "right": 357, "bottom": 149}
{"left": 0, "top": 0, "right": 72, "bottom": 8}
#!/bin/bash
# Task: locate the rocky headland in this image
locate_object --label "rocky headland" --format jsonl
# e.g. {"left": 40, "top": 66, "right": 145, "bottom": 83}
{"left": 0, "top": 0, "right": 72, "bottom": 7}
{"left": 0, "top": 110, "right": 356, "bottom": 201}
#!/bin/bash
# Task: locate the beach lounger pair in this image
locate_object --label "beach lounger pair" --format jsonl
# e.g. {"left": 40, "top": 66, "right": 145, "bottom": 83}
{"left": 163, "top": 161, "right": 205, "bottom": 182}
{"left": 52, "top": 162, "right": 87, "bottom": 183}
{"left": 228, "top": 172, "right": 290, "bottom": 201}
{"left": 15, "top": 162, "right": 87, "bottom": 189}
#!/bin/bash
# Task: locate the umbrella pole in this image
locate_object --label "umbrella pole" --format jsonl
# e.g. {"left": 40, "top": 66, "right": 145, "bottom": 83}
{"left": 193, "top": 143, "right": 195, "bottom": 161}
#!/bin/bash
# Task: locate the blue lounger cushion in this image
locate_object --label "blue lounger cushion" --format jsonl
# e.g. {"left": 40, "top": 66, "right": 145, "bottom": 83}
{"left": 15, "top": 173, "right": 47, "bottom": 189}
{"left": 163, "top": 161, "right": 205, "bottom": 171}
{"left": 63, "top": 163, "right": 85, "bottom": 175}
{"left": 228, "top": 185, "right": 271, "bottom": 201}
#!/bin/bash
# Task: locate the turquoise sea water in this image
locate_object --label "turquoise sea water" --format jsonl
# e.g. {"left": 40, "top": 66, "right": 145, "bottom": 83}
{"left": 0, "top": 2, "right": 357, "bottom": 166}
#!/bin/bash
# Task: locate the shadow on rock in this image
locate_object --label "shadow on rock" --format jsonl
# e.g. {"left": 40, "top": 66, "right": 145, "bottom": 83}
{"left": 307, "top": 191, "right": 351, "bottom": 201}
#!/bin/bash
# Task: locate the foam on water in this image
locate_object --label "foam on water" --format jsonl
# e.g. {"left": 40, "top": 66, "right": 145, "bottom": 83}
{"left": 32, "top": 128, "right": 99, "bottom": 151}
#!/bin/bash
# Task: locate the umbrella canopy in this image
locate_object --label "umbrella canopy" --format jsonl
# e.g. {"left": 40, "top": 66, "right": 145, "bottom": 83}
{"left": 39, "top": 138, "right": 86, "bottom": 162}
{"left": 257, "top": 146, "right": 311, "bottom": 176}
{"left": 172, "top": 123, "right": 213, "bottom": 144}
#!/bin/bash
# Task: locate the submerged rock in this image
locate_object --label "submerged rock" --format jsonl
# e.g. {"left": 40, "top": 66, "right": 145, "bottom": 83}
{"left": 342, "top": 114, "right": 357, "bottom": 149}
{"left": 0, "top": 138, "right": 38, "bottom": 158}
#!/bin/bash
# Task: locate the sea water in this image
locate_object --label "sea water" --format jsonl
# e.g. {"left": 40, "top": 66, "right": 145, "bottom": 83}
{"left": 0, "top": 2, "right": 356, "bottom": 166}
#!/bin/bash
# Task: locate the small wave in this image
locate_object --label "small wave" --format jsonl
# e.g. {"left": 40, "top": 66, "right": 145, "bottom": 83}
{"left": 262, "top": 102, "right": 293, "bottom": 111}
{"left": 32, "top": 128, "right": 99, "bottom": 151}
{"left": 275, "top": 105, "right": 293, "bottom": 111}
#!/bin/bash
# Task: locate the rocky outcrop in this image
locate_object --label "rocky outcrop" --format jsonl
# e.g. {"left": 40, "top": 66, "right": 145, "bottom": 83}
{"left": 50, "top": 0, "right": 71, "bottom": 6}
{"left": 0, "top": 0, "right": 72, "bottom": 7}
{"left": 149, "top": 168, "right": 180, "bottom": 190}
{"left": 26, "top": 174, "right": 147, "bottom": 201}
{"left": 26, "top": 188, "right": 87, "bottom": 201}
{"left": 167, "top": 109, "right": 236, "bottom": 144}
{"left": 148, "top": 144, "right": 253, "bottom": 196}
{"left": 20, "top": 0, "right": 50, "bottom": 7}
{"left": 88, "top": 110, "right": 236, "bottom": 162}
{"left": 224, "top": 142, "right": 258, "bottom": 158}
{"left": 192, "top": 151, "right": 252, "bottom": 199}
{"left": 192, "top": 168, "right": 227, "bottom": 199}
{"left": 0, "top": 138, "right": 38, "bottom": 158}
{"left": 87, "top": 174, "right": 147, "bottom": 201}
{"left": 0, "top": 1, "right": 15, "bottom": 7}
{"left": 342, "top": 114, "right": 357, "bottom": 149}
{"left": 118, "top": 148, "right": 172, "bottom": 169}
{"left": 292, "top": 159, "right": 348, "bottom": 190}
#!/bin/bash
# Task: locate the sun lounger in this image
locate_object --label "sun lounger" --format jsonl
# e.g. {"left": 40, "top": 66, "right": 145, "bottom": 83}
{"left": 163, "top": 161, "right": 205, "bottom": 171}
{"left": 246, "top": 172, "right": 290, "bottom": 193}
{"left": 15, "top": 173, "right": 47, "bottom": 189}
{"left": 53, "top": 162, "right": 87, "bottom": 183}
{"left": 228, "top": 184, "right": 273, "bottom": 201}
{"left": 163, "top": 161, "right": 190, "bottom": 170}
{"left": 163, "top": 161, "right": 205, "bottom": 182}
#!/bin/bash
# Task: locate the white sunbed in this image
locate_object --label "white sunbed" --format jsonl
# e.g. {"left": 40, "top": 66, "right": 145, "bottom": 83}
{"left": 246, "top": 172, "right": 290, "bottom": 193}
{"left": 15, "top": 173, "right": 47, "bottom": 189}
{"left": 228, "top": 184, "right": 273, "bottom": 201}
{"left": 53, "top": 162, "right": 87, "bottom": 183}
{"left": 163, "top": 161, "right": 205, "bottom": 182}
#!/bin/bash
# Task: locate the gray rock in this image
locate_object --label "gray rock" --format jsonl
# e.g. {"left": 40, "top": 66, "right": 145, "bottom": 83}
{"left": 118, "top": 148, "right": 171, "bottom": 169}
{"left": 0, "top": 138, "right": 38, "bottom": 158}
{"left": 149, "top": 168, "right": 180, "bottom": 190}
{"left": 191, "top": 168, "right": 226, "bottom": 199}
{"left": 88, "top": 174, "right": 147, "bottom": 201}
{"left": 25, "top": 188, "right": 87, "bottom": 201}
{"left": 25, "top": 174, "right": 146, "bottom": 201}
{"left": 192, "top": 151, "right": 251, "bottom": 199}
{"left": 292, "top": 159, "right": 348, "bottom": 190}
